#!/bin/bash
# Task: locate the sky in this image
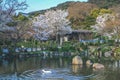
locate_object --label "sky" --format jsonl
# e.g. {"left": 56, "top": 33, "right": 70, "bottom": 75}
{"left": 23, "top": 0, "right": 88, "bottom": 13}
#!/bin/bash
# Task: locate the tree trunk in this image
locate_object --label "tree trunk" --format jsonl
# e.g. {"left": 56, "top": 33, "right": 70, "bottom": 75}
{"left": 56, "top": 33, "right": 60, "bottom": 47}
{"left": 60, "top": 36, "right": 63, "bottom": 46}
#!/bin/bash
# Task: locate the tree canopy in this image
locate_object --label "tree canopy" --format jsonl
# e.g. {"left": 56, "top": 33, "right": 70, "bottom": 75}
{"left": 0, "top": 0, "right": 28, "bottom": 31}
{"left": 32, "top": 10, "right": 72, "bottom": 41}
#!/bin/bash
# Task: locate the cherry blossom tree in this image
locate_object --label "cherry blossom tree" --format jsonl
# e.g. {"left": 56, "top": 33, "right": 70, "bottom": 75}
{"left": 0, "top": 0, "right": 28, "bottom": 51}
{"left": 91, "top": 13, "right": 120, "bottom": 43}
{"left": 91, "top": 14, "right": 115, "bottom": 38}
{"left": 32, "top": 10, "right": 72, "bottom": 46}
{"left": 105, "top": 16, "right": 120, "bottom": 42}
{"left": 0, "top": 0, "right": 28, "bottom": 31}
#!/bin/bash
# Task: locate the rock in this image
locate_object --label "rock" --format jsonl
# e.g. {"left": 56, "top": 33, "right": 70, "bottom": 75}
{"left": 93, "top": 63, "right": 105, "bottom": 69}
{"left": 104, "top": 51, "right": 112, "bottom": 57}
{"left": 86, "top": 60, "right": 92, "bottom": 65}
{"left": 72, "top": 56, "right": 83, "bottom": 65}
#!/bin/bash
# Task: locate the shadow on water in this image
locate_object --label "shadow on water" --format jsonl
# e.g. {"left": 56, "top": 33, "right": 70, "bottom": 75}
{"left": 0, "top": 56, "right": 120, "bottom": 80}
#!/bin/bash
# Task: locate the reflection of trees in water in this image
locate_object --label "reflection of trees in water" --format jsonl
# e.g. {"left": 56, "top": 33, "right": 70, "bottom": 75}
{"left": 113, "top": 60, "right": 120, "bottom": 68}
{"left": 0, "top": 59, "right": 13, "bottom": 74}
{"left": 0, "top": 57, "right": 120, "bottom": 80}
{"left": 0, "top": 57, "right": 70, "bottom": 74}
{"left": 103, "top": 60, "right": 120, "bottom": 80}
{"left": 72, "top": 64, "right": 93, "bottom": 76}
{"left": 91, "top": 69, "right": 106, "bottom": 80}
{"left": 91, "top": 60, "right": 120, "bottom": 80}
{"left": 41, "top": 57, "right": 70, "bottom": 68}
{"left": 104, "top": 68, "right": 120, "bottom": 80}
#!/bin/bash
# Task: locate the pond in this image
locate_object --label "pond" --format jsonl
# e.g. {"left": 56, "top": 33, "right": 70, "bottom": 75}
{"left": 0, "top": 56, "right": 120, "bottom": 80}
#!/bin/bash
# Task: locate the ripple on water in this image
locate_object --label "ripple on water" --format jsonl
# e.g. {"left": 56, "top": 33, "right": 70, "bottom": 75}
{"left": 19, "top": 68, "right": 97, "bottom": 80}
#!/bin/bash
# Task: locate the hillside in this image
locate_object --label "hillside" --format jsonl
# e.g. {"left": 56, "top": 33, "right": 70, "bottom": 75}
{"left": 27, "top": 1, "right": 97, "bottom": 29}
{"left": 23, "top": 0, "right": 120, "bottom": 30}
{"left": 88, "top": 0, "right": 120, "bottom": 8}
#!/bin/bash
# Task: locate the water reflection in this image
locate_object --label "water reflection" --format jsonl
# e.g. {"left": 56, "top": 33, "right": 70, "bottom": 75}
{"left": 0, "top": 57, "right": 120, "bottom": 80}
{"left": 0, "top": 57, "right": 71, "bottom": 75}
{"left": 72, "top": 65, "right": 82, "bottom": 73}
{"left": 104, "top": 60, "right": 120, "bottom": 80}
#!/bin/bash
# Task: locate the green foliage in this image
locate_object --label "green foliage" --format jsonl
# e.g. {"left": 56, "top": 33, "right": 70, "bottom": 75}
{"left": 61, "top": 41, "right": 75, "bottom": 52}
{"left": 90, "top": 8, "right": 100, "bottom": 18}
{"left": 114, "top": 47, "right": 120, "bottom": 52}
{"left": 100, "top": 9, "right": 112, "bottom": 14}
{"left": 29, "top": 10, "right": 47, "bottom": 17}
{"left": 6, "top": 22, "right": 17, "bottom": 26}
{"left": 100, "top": 44, "right": 111, "bottom": 53}
{"left": 83, "top": 16, "right": 96, "bottom": 29}
{"left": 70, "top": 18, "right": 82, "bottom": 29}
{"left": 90, "top": 8, "right": 112, "bottom": 18}
{"left": 14, "top": 13, "right": 28, "bottom": 21}
{"left": 114, "top": 47, "right": 120, "bottom": 55}
{"left": 0, "top": 39, "right": 12, "bottom": 45}
{"left": 33, "top": 12, "right": 40, "bottom": 16}
{"left": 29, "top": 11, "right": 41, "bottom": 17}
{"left": 113, "top": 47, "right": 120, "bottom": 60}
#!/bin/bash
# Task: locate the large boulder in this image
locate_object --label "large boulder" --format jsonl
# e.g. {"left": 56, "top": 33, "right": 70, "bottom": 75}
{"left": 93, "top": 63, "right": 105, "bottom": 69}
{"left": 72, "top": 56, "right": 83, "bottom": 65}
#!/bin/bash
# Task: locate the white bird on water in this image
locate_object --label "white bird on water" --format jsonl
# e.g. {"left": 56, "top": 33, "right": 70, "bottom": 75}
{"left": 42, "top": 69, "right": 52, "bottom": 74}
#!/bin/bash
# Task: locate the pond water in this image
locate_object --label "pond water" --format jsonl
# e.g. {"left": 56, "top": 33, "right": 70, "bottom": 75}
{"left": 0, "top": 56, "right": 120, "bottom": 80}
